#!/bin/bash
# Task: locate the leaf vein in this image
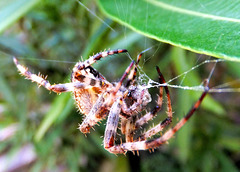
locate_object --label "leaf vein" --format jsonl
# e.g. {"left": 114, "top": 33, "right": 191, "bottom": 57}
{"left": 147, "top": 0, "right": 240, "bottom": 23}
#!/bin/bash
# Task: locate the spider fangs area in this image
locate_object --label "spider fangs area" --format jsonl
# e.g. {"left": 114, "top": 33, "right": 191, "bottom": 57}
{"left": 13, "top": 49, "right": 208, "bottom": 154}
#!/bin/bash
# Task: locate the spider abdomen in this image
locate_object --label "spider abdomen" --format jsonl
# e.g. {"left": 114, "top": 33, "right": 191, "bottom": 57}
{"left": 73, "top": 87, "right": 101, "bottom": 115}
{"left": 71, "top": 65, "right": 104, "bottom": 115}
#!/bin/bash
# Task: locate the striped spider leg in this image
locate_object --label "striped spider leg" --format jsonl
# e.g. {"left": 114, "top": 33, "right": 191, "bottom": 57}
{"left": 13, "top": 49, "right": 130, "bottom": 134}
{"left": 120, "top": 54, "right": 173, "bottom": 144}
{"left": 78, "top": 60, "right": 135, "bottom": 133}
{"left": 13, "top": 58, "right": 107, "bottom": 93}
{"left": 108, "top": 78, "right": 209, "bottom": 154}
{"left": 103, "top": 66, "right": 173, "bottom": 154}
{"left": 135, "top": 67, "right": 173, "bottom": 141}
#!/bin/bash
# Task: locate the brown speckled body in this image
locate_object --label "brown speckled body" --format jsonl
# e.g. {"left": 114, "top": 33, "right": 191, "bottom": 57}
{"left": 71, "top": 65, "right": 104, "bottom": 115}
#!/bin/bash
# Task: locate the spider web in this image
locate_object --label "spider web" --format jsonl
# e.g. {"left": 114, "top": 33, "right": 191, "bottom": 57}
{"left": 123, "top": 47, "right": 240, "bottom": 94}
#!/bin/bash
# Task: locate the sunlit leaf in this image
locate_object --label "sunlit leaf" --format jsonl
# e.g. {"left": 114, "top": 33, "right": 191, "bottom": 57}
{"left": 98, "top": 0, "right": 240, "bottom": 61}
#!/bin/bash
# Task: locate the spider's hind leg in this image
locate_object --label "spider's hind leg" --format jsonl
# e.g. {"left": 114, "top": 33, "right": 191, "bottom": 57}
{"left": 143, "top": 84, "right": 209, "bottom": 150}
{"left": 135, "top": 66, "right": 173, "bottom": 140}
{"left": 113, "top": 84, "right": 208, "bottom": 152}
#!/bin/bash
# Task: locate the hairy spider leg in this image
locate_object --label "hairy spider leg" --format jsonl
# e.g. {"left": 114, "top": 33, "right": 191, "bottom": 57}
{"left": 109, "top": 83, "right": 208, "bottom": 153}
{"left": 124, "top": 116, "right": 138, "bottom": 143}
{"left": 120, "top": 116, "right": 127, "bottom": 135}
{"left": 103, "top": 61, "right": 136, "bottom": 152}
{"left": 75, "top": 49, "right": 128, "bottom": 71}
{"left": 125, "top": 51, "right": 143, "bottom": 87}
{"left": 104, "top": 98, "right": 123, "bottom": 150}
{"left": 135, "top": 66, "right": 172, "bottom": 140}
{"left": 120, "top": 53, "right": 167, "bottom": 143}
{"left": 121, "top": 89, "right": 149, "bottom": 143}
{"left": 110, "top": 60, "right": 135, "bottom": 138}
{"left": 120, "top": 65, "right": 166, "bottom": 144}
{"left": 156, "top": 66, "right": 173, "bottom": 121}
{"left": 120, "top": 51, "right": 146, "bottom": 143}
{"left": 113, "top": 61, "right": 135, "bottom": 93}
{"left": 13, "top": 57, "right": 105, "bottom": 93}
{"left": 79, "top": 93, "right": 109, "bottom": 133}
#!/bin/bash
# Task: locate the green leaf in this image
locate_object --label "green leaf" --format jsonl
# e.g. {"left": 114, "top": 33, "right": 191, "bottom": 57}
{"left": 219, "top": 137, "right": 240, "bottom": 152}
{"left": 98, "top": 0, "right": 240, "bottom": 61}
{"left": 213, "top": 150, "right": 239, "bottom": 172}
{"left": 0, "top": 0, "right": 40, "bottom": 33}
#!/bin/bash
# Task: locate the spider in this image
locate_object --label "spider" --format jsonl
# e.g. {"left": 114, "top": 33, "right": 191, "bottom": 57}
{"left": 13, "top": 49, "right": 209, "bottom": 154}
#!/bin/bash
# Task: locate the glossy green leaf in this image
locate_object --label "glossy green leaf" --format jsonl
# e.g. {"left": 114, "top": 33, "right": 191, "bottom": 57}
{"left": 98, "top": 0, "right": 240, "bottom": 61}
{"left": 0, "top": 0, "right": 40, "bottom": 33}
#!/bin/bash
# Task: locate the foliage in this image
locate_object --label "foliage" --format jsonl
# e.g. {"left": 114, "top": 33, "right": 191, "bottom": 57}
{"left": 98, "top": 0, "right": 240, "bottom": 61}
{"left": 0, "top": 0, "right": 239, "bottom": 172}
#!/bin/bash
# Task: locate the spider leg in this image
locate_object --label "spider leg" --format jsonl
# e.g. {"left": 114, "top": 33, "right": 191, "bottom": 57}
{"left": 120, "top": 113, "right": 137, "bottom": 143}
{"left": 125, "top": 51, "right": 143, "bottom": 87}
{"left": 104, "top": 61, "right": 137, "bottom": 153}
{"left": 14, "top": 57, "right": 105, "bottom": 93}
{"left": 120, "top": 115, "right": 128, "bottom": 135}
{"left": 138, "top": 117, "right": 172, "bottom": 141}
{"left": 124, "top": 116, "right": 137, "bottom": 143}
{"left": 119, "top": 112, "right": 133, "bottom": 134}
{"left": 74, "top": 49, "right": 128, "bottom": 71}
{"left": 79, "top": 59, "right": 135, "bottom": 134}
{"left": 112, "top": 85, "right": 208, "bottom": 152}
{"left": 135, "top": 66, "right": 172, "bottom": 140}
{"left": 104, "top": 98, "right": 124, "bottom": 153}
{"left": 114, "top": 61, "right": 135, "bottom": 92}
{"left": 120, "top": 66, "right": 167, "bottom": 143}
{"left": 79, "top": 93, "right": 109, "bottom": 133}
{"left": 120, "top": 89, "right": 146, "bottom": 143}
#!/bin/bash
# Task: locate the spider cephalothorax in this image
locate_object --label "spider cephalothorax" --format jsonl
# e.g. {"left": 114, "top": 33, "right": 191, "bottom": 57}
{"left": 14, "top": 49, "right": 208, "bottom": 154}
{"left": 121, "top": 85, "right": 152, "bottom": 115}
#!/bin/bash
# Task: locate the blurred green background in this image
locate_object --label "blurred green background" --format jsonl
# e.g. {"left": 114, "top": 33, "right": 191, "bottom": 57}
{"left": 0, "top": 0, "right": 240, "bottom": 172}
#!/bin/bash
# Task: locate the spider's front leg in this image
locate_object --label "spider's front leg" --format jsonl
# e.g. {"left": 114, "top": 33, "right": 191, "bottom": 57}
{"left": 125, "top": 48, "right": 152, "bottom": 87}
{"left": 75, "top": 49, "right": 128, "bottom": 70}
{"left": 13, "top": 57, "right": 104, "bottom": 93}
{"left": 104, "top": 98, "right": 125, "bottom": 154}
{"left": 104, "top": 98, "right": 126, "bottom": 154}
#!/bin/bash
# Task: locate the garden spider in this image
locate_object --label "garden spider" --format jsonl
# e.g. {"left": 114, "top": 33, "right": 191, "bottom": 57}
{"left": 13, "top": 49, "right": 209, "bottom": 154}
